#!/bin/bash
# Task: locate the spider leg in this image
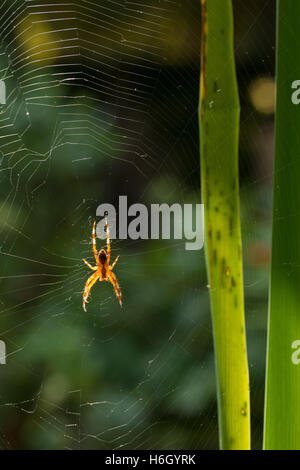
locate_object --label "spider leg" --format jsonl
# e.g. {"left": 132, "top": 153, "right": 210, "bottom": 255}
{"left": 83, "top": 271, "right": 99, "bottom": 312}
{"left": 110, "top": 255, "right": 119, "bottom": 270}
{"left": 92, "top": 221, "right": 99, "bottom": 265}
{"left": 108, "top": 271, "right": 122, "bottom": 307}
{"left": 105, "top": 218, "right": 111, "bottom": 264}
{"left": 82, "top": 258, "right": 97, "bottom": 270}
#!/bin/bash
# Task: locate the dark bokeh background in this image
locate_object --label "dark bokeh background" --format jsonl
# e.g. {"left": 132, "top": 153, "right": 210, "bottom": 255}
{"left": 0, "top": 0, "right": 275, "bottom": 449}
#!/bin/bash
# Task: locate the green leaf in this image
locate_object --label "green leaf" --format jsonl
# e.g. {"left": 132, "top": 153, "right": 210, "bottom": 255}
{"left": 199, "top": 0, "right": 250, "bottom": 450}
{"left": 264, "top": 0, "right": 300, "bottom": 450}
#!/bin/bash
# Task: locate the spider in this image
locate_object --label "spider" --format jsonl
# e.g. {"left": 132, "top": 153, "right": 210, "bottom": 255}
{"left": 82, "top": 220, "right": 122, "bottom": 311}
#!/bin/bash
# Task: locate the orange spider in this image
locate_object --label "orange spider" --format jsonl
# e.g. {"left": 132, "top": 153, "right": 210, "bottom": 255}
{"left": 82, "top": 220, "right": 122, "bottom": 311}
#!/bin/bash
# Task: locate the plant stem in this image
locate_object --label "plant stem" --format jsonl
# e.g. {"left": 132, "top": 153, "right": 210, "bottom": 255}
{"left": 199, "top": 0, "right": 250, "bottom": 450}
{"left": 264, "top": 0, "right": 300, "bottom": 450}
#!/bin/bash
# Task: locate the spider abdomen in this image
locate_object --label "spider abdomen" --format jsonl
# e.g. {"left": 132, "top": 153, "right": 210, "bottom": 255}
{"left": 98, "top": 249, "right": 107, "bottom": 264}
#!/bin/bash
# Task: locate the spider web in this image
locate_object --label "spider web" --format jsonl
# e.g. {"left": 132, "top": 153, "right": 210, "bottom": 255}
{"left": 0, "top": 0, "right": 274, "bottom": 450}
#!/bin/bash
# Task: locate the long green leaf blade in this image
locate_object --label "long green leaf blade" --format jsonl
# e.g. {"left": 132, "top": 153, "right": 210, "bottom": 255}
{"left": 264, "top": 0, "right": 300, "bottom": 450}
{"left": 199, "top": 0, "right": 250, "bottom": 450}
